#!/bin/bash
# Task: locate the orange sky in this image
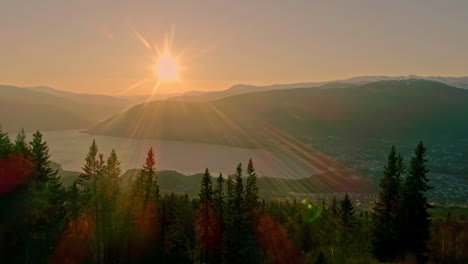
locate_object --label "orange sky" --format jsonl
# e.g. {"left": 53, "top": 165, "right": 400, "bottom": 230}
{"left": 1, "top": 0, "right": 467, "bottom": 95}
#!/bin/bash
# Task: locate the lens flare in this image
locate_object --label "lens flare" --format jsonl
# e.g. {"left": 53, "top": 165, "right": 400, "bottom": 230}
{"left": 155, "top": 54, "right": 178, "bottom": 81}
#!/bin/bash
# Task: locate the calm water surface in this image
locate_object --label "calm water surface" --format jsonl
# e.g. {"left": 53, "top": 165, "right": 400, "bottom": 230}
{"left": 19, "top": 130, "right": 313, "bottom": 178}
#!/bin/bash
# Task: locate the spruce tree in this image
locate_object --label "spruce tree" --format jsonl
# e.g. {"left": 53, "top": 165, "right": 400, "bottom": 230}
{"left": 371, "top": 145, "right": 404, "bottom": 262}
{"left": 137, "top": 147, "right": 159, "bottom": 203}
{"left": 14, "top": 129, "right": 29, "bottom": 155}
{"left": 214, "top": 173, "right": 224, "bottom": 212}
{"left": 214, "top": 173, "right": 224, "bottom": 261}
{"left": 29, "top": 131, "right": 58, "bottom": 183}
{"left": 401, "top": 142, "right": 432, "bottom": 263}
{"left": 102, "top": 149, "right": 121, "bottom": 263}
{"left": 226, "top": 176, "right": 234, "bottom": 213}
{"left": 78, "top": 139, "right": 99, "bottom": 185}
{"left": 199, "top": 168, "right": 213, "bottom": 204}
{"left": 105, "top": 149, "right": 121, "bottom": 199}
{"left": 29, "top": 130, "right": 65, "bottom": 259}
{"left": 234, "top": 163, "right": 244, "bottom": 210}
{"left": 106, "top": 149, "right": 121, "bottom": 180}
{"left": 0, "top": 125, "right": 13, "bottom": 158}
{"left": 339, "top": 193, "right": 356, "bottom": 232}
{"left": 245, "top": 158, "right": 259, "bottom": 211}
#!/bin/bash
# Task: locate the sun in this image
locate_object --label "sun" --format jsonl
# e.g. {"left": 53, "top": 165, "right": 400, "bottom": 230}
{"left": 155, "top": 54, "right": 178, "bottom": 81}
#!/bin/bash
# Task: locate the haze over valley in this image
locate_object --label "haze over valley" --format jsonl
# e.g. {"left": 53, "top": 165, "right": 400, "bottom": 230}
{"left": 3, "top": 77, "right": 467, "bottom": 204}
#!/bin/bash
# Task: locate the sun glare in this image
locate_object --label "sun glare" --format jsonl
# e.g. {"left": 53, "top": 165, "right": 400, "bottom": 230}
{"left": 155, "top": 54, "right": 178, "bottom": 81}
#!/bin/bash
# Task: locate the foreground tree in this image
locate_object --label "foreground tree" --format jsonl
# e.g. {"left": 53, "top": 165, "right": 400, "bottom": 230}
{"left": 138, "top": 147, "right": 159, "bottom": 203}
{"left": 14, "top": 129, "right": 29, "bottom": 155}
{"left": 400, "top": 142, "right": 432, "bottom": 263}
{"left": 339, "top": 193, "right": 356, "bottom": 233}
{"left": 371, "top": 145, "right": 405, "bottom": 262}
{"left": 245, "top": 158, "right": 259, "bottom": 212}
{"left": 199, "top": 168, "right": 213, "bottom": 204}
{"left": 29, "top": 131, "right": 66, "bottom": 260}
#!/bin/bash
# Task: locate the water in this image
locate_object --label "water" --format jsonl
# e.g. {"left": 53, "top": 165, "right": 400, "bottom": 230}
{"left": 18, "top": 130, "right": 314, "bottom": 179}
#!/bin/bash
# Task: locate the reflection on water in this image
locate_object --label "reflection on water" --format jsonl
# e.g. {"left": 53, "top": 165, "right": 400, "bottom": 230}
{"left": 19, "top": 130, "right": 314, "bottom": 179}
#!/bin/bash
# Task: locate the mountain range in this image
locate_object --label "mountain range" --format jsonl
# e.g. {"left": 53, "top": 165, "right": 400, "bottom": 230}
{"left": 89, "top": 79, "right": 468, "bottom": 147}
{"left": 2, "top": 75, "right": 468, "bottom": 134}
{"left": 0, "top": 85, "right": 134, "bottom": 132}
{"left": 168, "top": 75, "right": 468, "bottom": 102}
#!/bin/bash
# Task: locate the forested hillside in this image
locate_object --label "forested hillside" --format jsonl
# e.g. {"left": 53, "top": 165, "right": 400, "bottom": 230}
{"left": 1, "top": 127, "right": 466, "bottom": 263}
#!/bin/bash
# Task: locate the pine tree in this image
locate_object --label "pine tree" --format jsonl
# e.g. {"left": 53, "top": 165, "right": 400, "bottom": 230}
{"left": 29, "top": 131, "right": 58, "bottom": 183}
{"left": 400, "top": 142, "right": 432, "bottom": 263}
{"left": 102, "top": 149, "right": 121, "bottom": 263}
{"left": 105, "top": 149, "right": 121, "bottom": 199}
{"left": 0, "top": 125, "right": 13, "bottom": 158}
{"left": 214, "top": 173, "right": 224, "bottom": 261}
{"left": 234, "top": 163, "right": 244, "bottom": 210}
{"left": 14, "top": 129, "right": 29, "bottom": 155}
{"left": 245, "top": 158, "right": 259, "bottom": 211}
{"left": 371, "top": 145, "right": 404, "bottom": 262}
{"left": 339, "top": 193, "right": 356, "bottom": 232}
{"left": 78, "top": 139, "right": 100, "bottom": 186}
{"left": 135, "top": 147, "right": 159, "bottom": 203}
{"left": 106, "top": 149, "right": 121, "bottom": 180}
{"left": 214, "top": 173, "right": 224, "bottom": 212}
{"left": 29, "top": 130, "right": 65, "bottom": 260}
{"left": 199, "top": 168, "right": 213, "bottom": 204}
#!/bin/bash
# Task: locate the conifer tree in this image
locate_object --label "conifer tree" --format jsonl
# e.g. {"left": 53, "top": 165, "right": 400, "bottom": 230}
{"left": 226, "top": 176, "right": 234, "bottom": 210}
{"left": 65, "top": 180, "right": 81, "bottom": 221}
{"left": 234, "top": 163, "right": 244, "bottom": 210}
{"left": 214, "top": 173, "right": 224, "bottom": 261}
{"left": 339, "top": 193, "right": 356, "bottom": 232}
{"left": 29, "top": 131, "right": 58, "bottom": 183}
{"left": 371, "top": 145, "right": 404, "bottom": 262}
{"left": 400, "top": 142, "right": 432, "bottom": 263}
{"left": 29, "top": 130, "right": 65, "bottom": 259}
{"left": 77, "top": 139, "right": 100, "bottom": 186}
{"left": 14, "top": 129, "right": 29, "bottom": 155}
{"left": 199, "top": 168, "right": 213, "bottom": 204}
{"left": 245, "top": 158, "right": 259, "bottom": 211}
{"left": 105, "top": 149, "right": 121, "bottom": 199}
{"left": 214, "top": 173, "right": 224, "bottom": 212}
{"left": 0, "top": 125, "right": 12, "bottom": 158}
{"left": 102, "top": 149, "right": 121, "bottom": 263}
{"left": 135, "top": 147, "right": 159, "bottom": 203}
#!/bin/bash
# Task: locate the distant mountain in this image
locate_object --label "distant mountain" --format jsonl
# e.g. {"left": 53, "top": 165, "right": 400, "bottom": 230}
{"left": 0, "top": 85, "right": 136, "bottom": 132}
{"left": 90, "top": 79, "right": 468, "bottom": 147}
{"left": 168, "top": 75, "right": 468, "bottom": 102}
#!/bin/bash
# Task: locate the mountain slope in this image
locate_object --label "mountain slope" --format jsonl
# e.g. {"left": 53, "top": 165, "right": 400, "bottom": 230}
{"left": 0, "top": 85, "right": 134, "bottom": 132}
{"left": 168, "top": 76, "right": 468, "bottom": 102}
{"left": 89, "top": 79, "right": 468, "bottom": 147}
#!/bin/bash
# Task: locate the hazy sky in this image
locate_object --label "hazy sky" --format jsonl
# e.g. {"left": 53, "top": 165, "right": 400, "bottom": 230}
{"left": 1, "top": 0, "right": 467, "bottom": 95}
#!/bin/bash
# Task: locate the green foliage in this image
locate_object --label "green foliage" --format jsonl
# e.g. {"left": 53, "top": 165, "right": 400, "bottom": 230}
{"left": 133, "top": 147, "right": 159, "bottom": 203}
{"left": 400, "top": 142, "right": 432, "bottom": 262}
{"left": 2, "top": 135, "right": 456, "bottom": 264}
{"left": 371, "top": 145, "right": 404, "bottom": 262}
{"left": 14, "top": 129, "right": 29, "bottom": 155}
{"left": 234, "top": 163, "right": 244, "bottom": 210}
{"left": 199, "top": 168, "right": 213, "bottom": 204}
{"left": 245, "top": 158, "right": 259, "bottom": 211}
